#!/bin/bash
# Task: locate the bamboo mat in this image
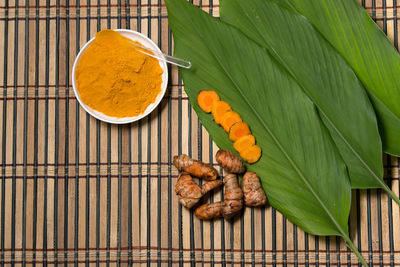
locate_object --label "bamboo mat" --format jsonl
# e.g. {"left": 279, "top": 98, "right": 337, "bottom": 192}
{"left": 0, "top": 0, "right": 399, "bottom": 265}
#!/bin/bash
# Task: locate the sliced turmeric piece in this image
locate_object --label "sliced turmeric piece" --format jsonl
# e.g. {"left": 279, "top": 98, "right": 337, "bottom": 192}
{"left": 233, "top": 135, "right": 256, "bottom": 153}
{"left": 211, "top": 100, "right": 232, "bottom": 124}
{"left": 239, "top": 145, "right": 262, "bottom": 164}
{"left": 197, "top": 90, "right": 220, "bottom": 113}
{"left": 221, "top": 111, "right": 242, "bottom": 132}
{"left": 229, "top": 122, "right": 251, "bottom": 141}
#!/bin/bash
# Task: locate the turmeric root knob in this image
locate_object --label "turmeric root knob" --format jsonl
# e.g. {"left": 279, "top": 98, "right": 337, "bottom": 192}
{"left": 175, "top": 173, "right": 202, "bottom": 208}
{"left": 242, "top": 171, "right": 267, "bottom": 207}
{"left": 194, "top": 174, "right": 244, "bottom": 220}
{"left": 201, "top": 179, "right": 224, "bottom": 195}
{"left": 175, "top": 173, "right": 223, "bottom": 209}
{"left": 197, "top": 90, "right": 220, "bottom": 113}
{"left": 195, "top": 202, "right": 223, "bottom": 220}
{"left": 222, "top": 174, "right": 243, "bottom": 219}
{"left": 216, "top": 150, "right": 245, "bottom": 174}
{"left": 173, "top": 154, "right": 218, "bottom": 180}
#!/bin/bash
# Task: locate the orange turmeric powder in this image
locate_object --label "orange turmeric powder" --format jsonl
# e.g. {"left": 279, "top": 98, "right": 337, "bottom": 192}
{"left": 75, "top": 29, "right": 163, "bottom": 118}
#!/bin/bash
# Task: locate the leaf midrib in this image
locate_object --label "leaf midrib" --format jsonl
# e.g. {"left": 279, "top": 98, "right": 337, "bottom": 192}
{"left": 183, "top": 9, "right": 348, "bottom": 236}
{"left": 231, "top": 0, "right": 383, "bottom": 186}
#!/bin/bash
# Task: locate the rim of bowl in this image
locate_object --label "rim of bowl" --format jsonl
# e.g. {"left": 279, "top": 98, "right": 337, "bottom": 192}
{"left": 72, "top": 29, "right": 169, "bottom": 124}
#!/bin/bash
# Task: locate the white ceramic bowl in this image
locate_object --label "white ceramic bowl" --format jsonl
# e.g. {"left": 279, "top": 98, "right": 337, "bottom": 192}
{"left": 72, "top": 29, "right": 168, "bottom": 124}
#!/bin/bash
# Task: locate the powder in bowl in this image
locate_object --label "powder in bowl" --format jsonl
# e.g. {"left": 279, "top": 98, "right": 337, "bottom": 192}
{"left": 75, "top": 29, "right": 163, "bottom": 118}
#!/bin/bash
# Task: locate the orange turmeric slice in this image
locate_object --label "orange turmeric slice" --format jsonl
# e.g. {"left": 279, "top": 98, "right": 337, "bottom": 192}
{"left": 197, "top": 90, "right": 220, "bottom": 113}
{"left": 212, "top": 101, "right": 232, "bottom": 125}
{"left": 239, "top": 145, "right": 262, "bottom": 164}
{"left": 221, "top": 111, "right": 242, "bottom": 132}
{"left": 233, "top": 135, "right": 256, "bottom": 153}
{"left": 229, "top": 122, "right": 251, "bottom": 141}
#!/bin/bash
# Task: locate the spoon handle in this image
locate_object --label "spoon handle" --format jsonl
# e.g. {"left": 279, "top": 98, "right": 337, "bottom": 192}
{"left": 130, "top": 40, "right": 192, "bottom": 69}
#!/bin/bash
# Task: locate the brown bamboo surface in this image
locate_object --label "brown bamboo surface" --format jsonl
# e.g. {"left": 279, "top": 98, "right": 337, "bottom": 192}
{"left": 0, "top": 0, "right": 400, "bottom": 265}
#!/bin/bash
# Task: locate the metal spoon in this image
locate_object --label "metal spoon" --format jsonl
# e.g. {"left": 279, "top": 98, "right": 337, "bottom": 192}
{"left": 128, "top": 40, "right": 192, "bottom": 69}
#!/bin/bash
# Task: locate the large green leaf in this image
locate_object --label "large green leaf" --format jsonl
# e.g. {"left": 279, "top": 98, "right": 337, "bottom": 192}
{"left": 285, "top": 0, "right": 400, "bottom": 157}
{"left": 165, "top": 0, "right": 365, "bottom": 264}
{"left": 219, "top": 0, "right": 400, "bottom": 205}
